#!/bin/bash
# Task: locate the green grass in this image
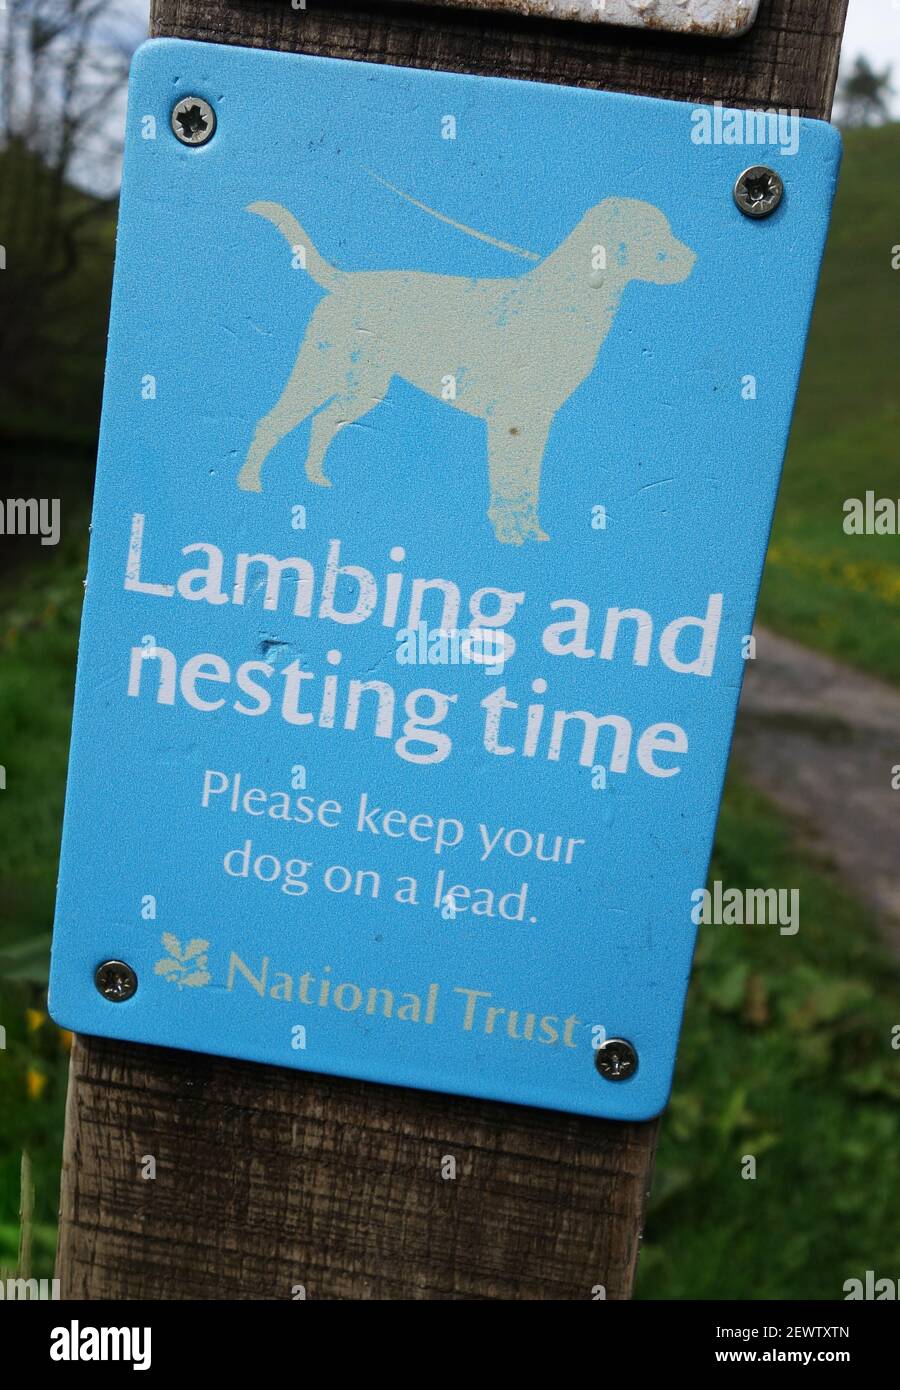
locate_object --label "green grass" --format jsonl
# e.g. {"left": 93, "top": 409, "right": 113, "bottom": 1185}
{"left": 759, "top": 124, "right": 900, "bottom": 683}
{"left": 637, "top": 777, "right": 900, "bottom": 1300}
{"left": 0, "top": 527, "right": 86, "bottom": 1278}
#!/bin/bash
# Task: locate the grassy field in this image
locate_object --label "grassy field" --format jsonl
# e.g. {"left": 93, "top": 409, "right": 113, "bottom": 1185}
{"left": 0, "top": 529, "right": 84, "bottom": 1278}
{"left": 638, "top": 778, "right": 900, "bottom": 1299}
{"left": 759, "top": 123, "right": 900, "bottom": 684}
{"left": 646, "top": 118, "right": 900, "bottom": 1297}
{"left": 1, "top": 125, "right": 898, "bottom": 1293}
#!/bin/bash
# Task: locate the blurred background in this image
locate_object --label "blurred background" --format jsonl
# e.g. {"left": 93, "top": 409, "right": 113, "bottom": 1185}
{"left": 0, "top": 0, "right": 898, "bottom": 1297}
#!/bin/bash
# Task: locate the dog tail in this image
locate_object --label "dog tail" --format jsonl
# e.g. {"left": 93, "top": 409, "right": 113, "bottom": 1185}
{"left": 247, "top": 201, "right": 341, "bottom": 290}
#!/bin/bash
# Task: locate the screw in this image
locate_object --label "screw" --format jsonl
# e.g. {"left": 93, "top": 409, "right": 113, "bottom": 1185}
{"left": 95, "top": 960, "right": 138, "bottom": 1002}
{"left": 595, "top": 1037, "right": 638, "bottom": 1082}
{"left": 734, "top": 166, "right": 784, "bottom": 219}
{"left": 171, "top": 96, "right": 216, "bottom": 147}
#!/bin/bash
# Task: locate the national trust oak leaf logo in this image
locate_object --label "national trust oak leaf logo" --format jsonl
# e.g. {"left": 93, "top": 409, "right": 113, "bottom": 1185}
{"left": 154, "top": 933, "right": 212, "bottom": 989}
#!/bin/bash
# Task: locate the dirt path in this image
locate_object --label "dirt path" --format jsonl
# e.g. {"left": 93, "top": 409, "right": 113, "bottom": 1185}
{"left": 735, "top": 628, "right": 900, "bottom": 955}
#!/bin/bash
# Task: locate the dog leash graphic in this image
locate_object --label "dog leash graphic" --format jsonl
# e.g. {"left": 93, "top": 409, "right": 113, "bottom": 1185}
{"left": 364, "top": 169, "right": 541, "bottom": 262}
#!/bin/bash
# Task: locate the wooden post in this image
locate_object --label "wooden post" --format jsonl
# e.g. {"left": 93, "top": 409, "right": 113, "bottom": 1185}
{"left": 56, "top": 0, "right": 847, "bottom": 1301}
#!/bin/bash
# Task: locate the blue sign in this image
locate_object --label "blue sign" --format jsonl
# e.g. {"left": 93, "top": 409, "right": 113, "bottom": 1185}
{"left": 49, "top": 40, "right": 840, "bottom": 1118}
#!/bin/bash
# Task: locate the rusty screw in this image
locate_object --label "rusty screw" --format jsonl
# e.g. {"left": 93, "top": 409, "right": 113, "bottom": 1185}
{"left": 95, "top": 960, "right": 138, "bottom": 1002}
{"left": 734, "top": 166, "right": 784, "bottom": 219}
{"left": 595, "top": 1037, "right": 638, "bottom": 1082}
{"left": 171, "top": 96, "right": 216, "bottom": 147}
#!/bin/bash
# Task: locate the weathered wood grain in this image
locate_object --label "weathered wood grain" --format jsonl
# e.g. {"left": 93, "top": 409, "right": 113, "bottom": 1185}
{"left": 58, "top": 1035, "right": 655, "bottom": 1299}
{"left": 56, "top": 0, "right": 848, "bottom": 1302}
{"left": 149, "top": 0, "right": 848, "bottom": 117}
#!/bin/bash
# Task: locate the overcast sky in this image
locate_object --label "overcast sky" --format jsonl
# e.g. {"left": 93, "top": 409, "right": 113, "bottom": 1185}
{"left": 840, "top": 0, "right": 900, "bottom": 111}
{"left": 124, "top": 0, "right": 898, "bottom": 113}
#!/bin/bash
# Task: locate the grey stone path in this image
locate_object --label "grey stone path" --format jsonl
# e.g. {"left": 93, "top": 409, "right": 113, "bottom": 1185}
{"left": 735, "top": 628, "right": 900, "bottom": 954}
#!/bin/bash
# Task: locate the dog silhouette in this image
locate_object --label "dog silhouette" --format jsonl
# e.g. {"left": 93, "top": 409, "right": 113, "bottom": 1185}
{"left": 238, "top": 197, "right": 695, "bottom": 543}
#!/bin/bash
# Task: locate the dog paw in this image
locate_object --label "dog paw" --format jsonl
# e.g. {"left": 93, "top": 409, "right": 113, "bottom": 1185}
{"left": 307, "top": 473, "right": 332, "bottom": 488}
{"left": 518, "top": 514, "right": 550, "bottom": 543}
{"left": 489, "top": 505, "right": 549, "bottom": 545}
{"left": 237, "top": 469, "right": 262, "bottom": 493}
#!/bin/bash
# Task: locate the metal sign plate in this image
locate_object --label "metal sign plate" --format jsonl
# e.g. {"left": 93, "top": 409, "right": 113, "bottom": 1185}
{"left": 49, "top": 40, "right": 839, "bottom": 1119}
{"left": 389, "top": 0, "right": 762, "bottom": 34}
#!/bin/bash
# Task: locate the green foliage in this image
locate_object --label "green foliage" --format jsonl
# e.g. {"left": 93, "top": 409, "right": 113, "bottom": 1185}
{"left": 637, "top": 778, "right": 900, "bottom": 1299}
{"left": 0, "top": 525, "right": 86, "bottom": 944}
{"left": 759, "top": 124, "right": 900, "bottom": 683}
{"left": 0, "top": 533, "right": 84, "bottom": 1278}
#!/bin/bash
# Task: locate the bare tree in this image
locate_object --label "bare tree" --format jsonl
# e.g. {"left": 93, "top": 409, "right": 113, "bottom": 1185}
{"left": 0, "top": 0, "right": 144, "bottom": 436}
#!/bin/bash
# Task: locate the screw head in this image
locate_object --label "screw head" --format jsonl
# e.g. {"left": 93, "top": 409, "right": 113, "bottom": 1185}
{"left": 734, "top": 166, "right": 784, "bottom": 219}
{"left": 95, "top": 960, "right": 138, "bottom": 1002}
{"left": 595, "top": 1037, "right": 638, "bottom": 1082}
{"left": 171, "top": 96, "right": 216, "bottom": 147}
